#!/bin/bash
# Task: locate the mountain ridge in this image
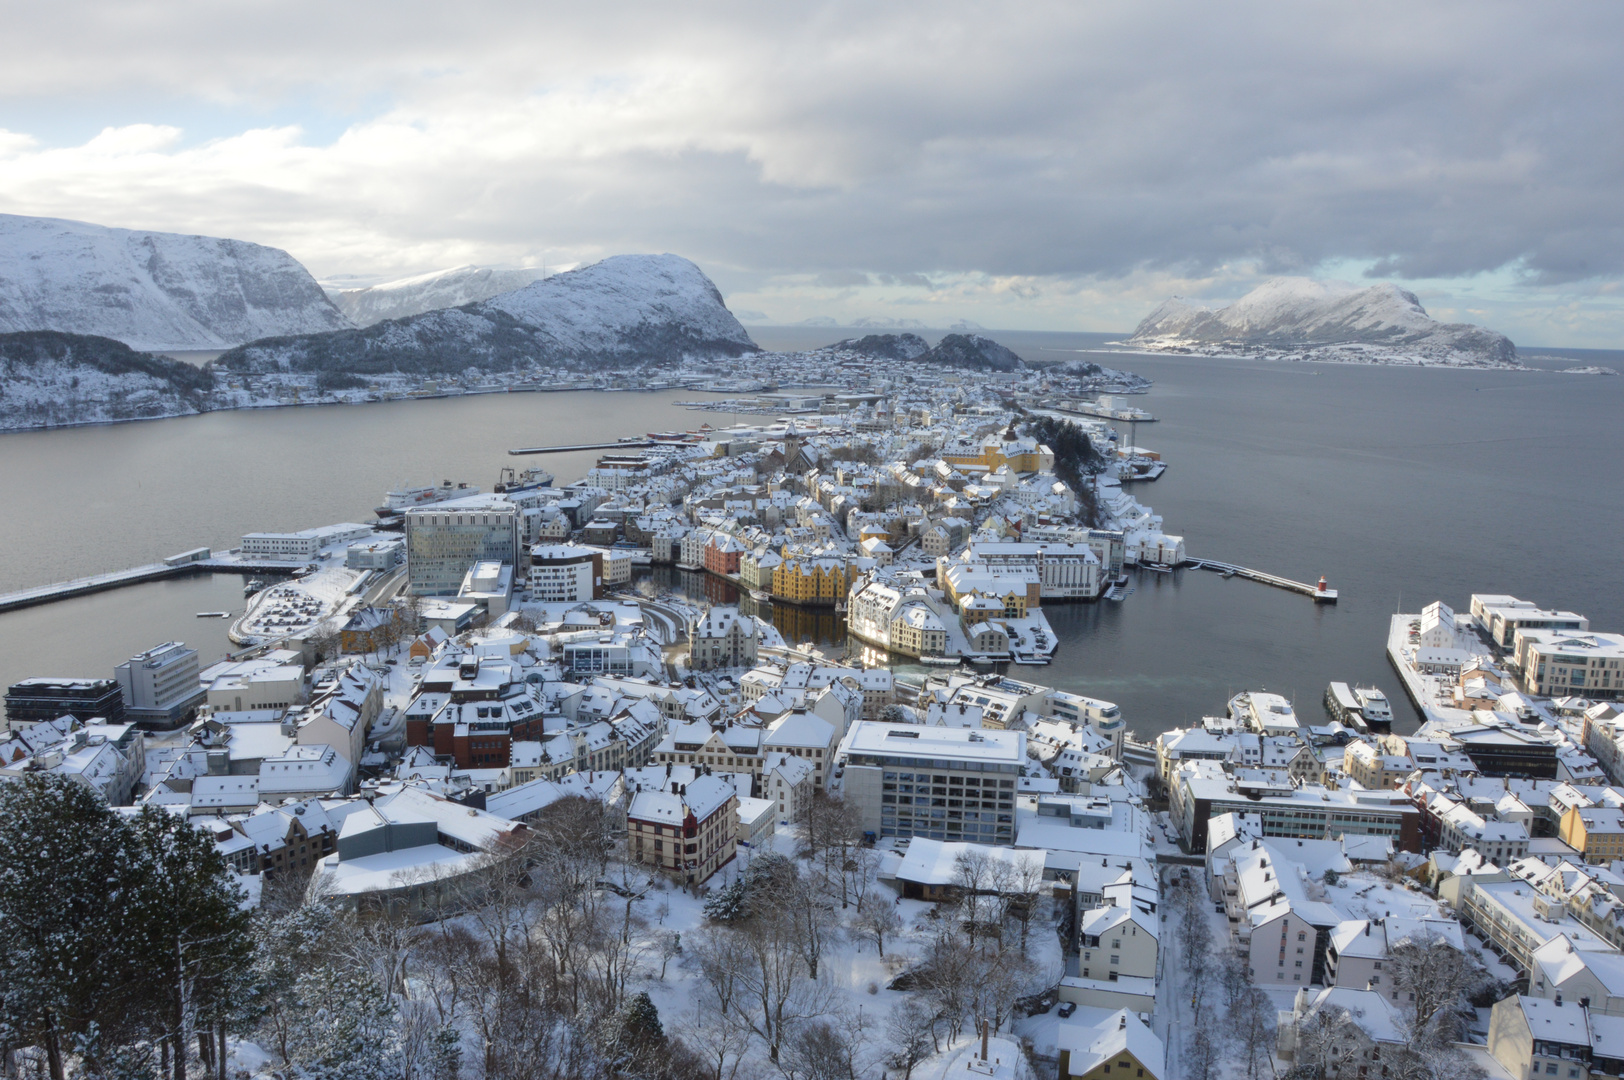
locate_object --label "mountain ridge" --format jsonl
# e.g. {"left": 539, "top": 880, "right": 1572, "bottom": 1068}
{"left": 218, "top": 254, "right": 757, "bottom": 377}
{"left": 0, "top": 213, "right": 352, "bottom": 351}
{"left": 327, "top": 264, "right": 550, "bottom": 327}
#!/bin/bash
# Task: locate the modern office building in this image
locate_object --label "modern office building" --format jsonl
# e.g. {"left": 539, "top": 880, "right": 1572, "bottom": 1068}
{"left": 404, "top": 496, "right": 520, "bottom": 596}
{"left": 114, "top": 642, "right": 204, "bottom": 728}
{"left": 528, "top": 543, "right": 604, "bottom": 602}
{"left": 4, "top": 677, "right": 126, "bottom": 730}
{"left": 837, "top": 721, "right": 1025, "bottom": 844}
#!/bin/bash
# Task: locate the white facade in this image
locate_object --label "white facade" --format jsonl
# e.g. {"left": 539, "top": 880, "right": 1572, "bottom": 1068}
{"left": 114, "top": 641, "right": 203, "bottom": 724}
{"left": 838, "top": 721, "right": 1025, "bottom": 843}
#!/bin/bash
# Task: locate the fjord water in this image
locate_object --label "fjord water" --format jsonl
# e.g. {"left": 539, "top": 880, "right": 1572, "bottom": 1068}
{"left": 0, "top": 391, "right": 736, "bottom": 692}
{"left": 0, "top": 332, "right": 1620, "bottom": 736}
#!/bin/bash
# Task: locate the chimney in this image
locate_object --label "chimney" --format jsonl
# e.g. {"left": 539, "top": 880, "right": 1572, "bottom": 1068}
{"left": 1556, "top": 992, "right": 1563, "bottom": 1006}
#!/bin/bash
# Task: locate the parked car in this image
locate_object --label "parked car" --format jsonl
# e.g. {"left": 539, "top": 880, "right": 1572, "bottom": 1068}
{"left": 1057, "top": 1002, "right": 1076, "bottom": 1019}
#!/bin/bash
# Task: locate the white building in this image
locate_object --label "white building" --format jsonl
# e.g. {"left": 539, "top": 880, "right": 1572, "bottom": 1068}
{"left": 114, "top": 641, "right": 204, "bottom": 727}
{"left": 528, "top": 543, "right": 603, "bottom": 602}
{"left": 688, "top": 607, "right": 760, "bottom": 671}
{"left": 242, "top": 523, "right": 372, "bottom": 561}
{"left": 837, "top": 721, "right": 1025, "bottom": 844}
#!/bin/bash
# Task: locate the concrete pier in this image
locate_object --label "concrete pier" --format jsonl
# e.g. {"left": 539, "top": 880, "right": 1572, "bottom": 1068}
{"left": 1184, "top": 558, "right": 1339, "bottom": 602}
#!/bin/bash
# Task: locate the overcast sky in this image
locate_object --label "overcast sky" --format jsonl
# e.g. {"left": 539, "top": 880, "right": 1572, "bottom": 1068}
{"left": 1, "top": 2, "right": 1621, "bottom": 346}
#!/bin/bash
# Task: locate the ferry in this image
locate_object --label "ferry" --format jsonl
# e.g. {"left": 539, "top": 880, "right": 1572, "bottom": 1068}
{"left": 1354, "top": 687, "right": 1395, "bottom": 732}
{"left": 374, "top": 480, "right": 480, "bottom": 517}
{"left": 243, "top": 578, "right": 265, "bottom": 597}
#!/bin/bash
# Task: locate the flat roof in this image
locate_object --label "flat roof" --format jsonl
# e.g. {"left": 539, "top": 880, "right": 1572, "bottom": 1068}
{"left": 841, "top": 721, "right": 1025, "bottom": 764}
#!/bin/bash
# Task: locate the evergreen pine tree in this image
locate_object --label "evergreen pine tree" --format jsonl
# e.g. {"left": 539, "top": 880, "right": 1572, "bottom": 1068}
{"left": 0, "top": 776, "right": 141, "bottom": 1080}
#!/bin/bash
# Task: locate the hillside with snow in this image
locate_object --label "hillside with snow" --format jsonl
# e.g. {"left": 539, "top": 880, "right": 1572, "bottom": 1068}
{"left": 1128, "top": 277, "right": 1518, "bottom": 366}
{"left": 326, "top": 264, "right": 549, "bottom": 326}
{"left": 220, "top": 254, "right": 757, "bottom": 377}
{"left": 0, "top": 331, "right": 214, "bottom": 429}
{"left": 0, "top": 214, "right": 352, "bottom": 351}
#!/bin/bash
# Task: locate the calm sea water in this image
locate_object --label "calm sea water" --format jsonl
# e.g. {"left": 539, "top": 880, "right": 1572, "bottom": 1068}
{"left": 1, "top": 332, "right": 1620, "bottom": 736}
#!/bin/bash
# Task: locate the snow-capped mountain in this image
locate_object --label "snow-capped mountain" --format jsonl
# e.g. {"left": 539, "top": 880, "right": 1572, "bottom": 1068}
{"left": 1129, "top": 277, "right": 1516, "bottom": 363}
{"left": 0, "top": 214, "right": 352, "bottom": 351}
{"left": 327, "top": 265, "right": 549, "bottom": 327}
{"left": 219, "top": 254, "right": 757, "bottom": 376}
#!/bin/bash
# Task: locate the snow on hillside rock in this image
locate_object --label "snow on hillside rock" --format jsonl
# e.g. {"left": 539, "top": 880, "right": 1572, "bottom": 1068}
{"left": 327, "top": 264, "right": 549, "bottom": 327}
{"left": 0, "top": 214, "right": 352, "bottom": 351}
{"left": 1129, "top": 276, "right": 1518, "bottom": 364}
{"left": 827, "top": 332, "right": 932, "bottom": 361}
{"left": 923, "top": 333, "right": 1025, "bottom": 371}
{"left": 0, "top": 331, "right": 212, "bottom": 429}
{"left": 1048, "top": 357, "right": 1153, "bottom": 390}
{"left": 219, "top": 254, "right": 757, "bottom": 377}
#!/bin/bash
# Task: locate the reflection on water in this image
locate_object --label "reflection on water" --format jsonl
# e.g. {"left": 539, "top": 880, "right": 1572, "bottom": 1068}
{"left": 638, "top": 565, "right": 850, "bottom": 647}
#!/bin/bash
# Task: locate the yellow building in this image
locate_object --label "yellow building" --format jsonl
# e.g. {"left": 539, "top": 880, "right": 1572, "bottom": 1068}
{"left": 940, "top": 437, "right": 1053, "bottom": 475}
{"left": 1057, "top": 1010, "right": 1165, "bottom": 1080}
{"left": 772, "top": 557, "right": 855, "bottom": 606}
{"left": 939, "top": 563, "right": 1038, "bottom": 617}
{"left": 1560, "top": 806, "right": 1624, "bottom": 864}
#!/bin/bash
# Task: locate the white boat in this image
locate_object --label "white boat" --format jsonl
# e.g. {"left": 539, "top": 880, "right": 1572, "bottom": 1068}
{"left": 1354, "top": 687, "right": 1395, "bottom": 730}
{"left": 243, "top": 578, "right": 265, "bottom": 596}
{"left": 196, "top": 611, "right": 232, "bottom": 618}
{"left": 749, "top": 588, "right": 772, "bottom": 603}
{"left": 375, "top": 479, "right": 481, "bottom": 517}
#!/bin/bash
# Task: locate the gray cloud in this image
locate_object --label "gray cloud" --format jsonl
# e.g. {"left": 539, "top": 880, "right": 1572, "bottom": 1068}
{"left": 0, "top": 2, "right": 1620, "bottom": 339}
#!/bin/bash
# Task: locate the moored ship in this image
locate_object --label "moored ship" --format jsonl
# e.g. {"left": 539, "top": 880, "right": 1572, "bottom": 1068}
{"left": 375, "top": 480, "right": 480, "bottom": 517}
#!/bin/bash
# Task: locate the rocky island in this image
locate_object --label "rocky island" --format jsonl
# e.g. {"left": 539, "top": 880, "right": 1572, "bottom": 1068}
{"left": 1127, "top": 276, "right": 1521, "bottom": 368}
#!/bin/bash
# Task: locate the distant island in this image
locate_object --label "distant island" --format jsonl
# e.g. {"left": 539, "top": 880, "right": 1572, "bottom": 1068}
{"left": 1126, "top": 277, "right": 1521, "bottom": 368}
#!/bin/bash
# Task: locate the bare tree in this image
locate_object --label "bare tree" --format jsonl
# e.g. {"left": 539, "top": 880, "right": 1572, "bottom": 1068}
{"left": 1388, "top": 931, "right": 1480, "bottom": 1048}
{"left": 1288, "top": 1006, "right": 1363, "bottom": 1080}
{"left": 1186, "top": 1028, "right": 1219, "bottom": 1080}
{"left": 658, "top": 931, "right": 683, "bottom": 980}
{"left": 784, "top": 870, "right": 839, "bottom": 980}
{"left": 884, "top": 996, "right": 939, "bottom": 1079}
{"left": 682, "top": 985, "right": 753, "bottom": 1080}
{"left": 1233, "top": 987, "right": 1276, "bottom": 1080}
{"left": 853, "top": 892, "right": 903, "bottom": 957}
{"left": 779, "top": 1018, "right": 862, "bottom": 1080}
{"left": 1218, "top": 944, "right": 1254, "bottom": 1012}
{"left": 733, "top": 910, "right": 834, "bottom": 1063}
